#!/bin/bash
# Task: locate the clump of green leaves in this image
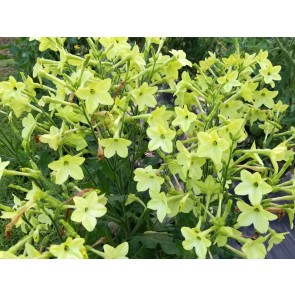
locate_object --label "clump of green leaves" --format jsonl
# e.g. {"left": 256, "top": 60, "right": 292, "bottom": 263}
{"left": 0, "top": 37, "right": 294, "bottom": 259}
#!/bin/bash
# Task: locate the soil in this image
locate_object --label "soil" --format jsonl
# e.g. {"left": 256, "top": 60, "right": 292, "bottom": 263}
{"left": 0, "top": 37, "right": 17, "bottom": 80}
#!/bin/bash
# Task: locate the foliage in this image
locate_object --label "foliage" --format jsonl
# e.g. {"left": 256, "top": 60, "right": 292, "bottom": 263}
{"left": 0, "top": 37, "right": 295, "bottom": 259}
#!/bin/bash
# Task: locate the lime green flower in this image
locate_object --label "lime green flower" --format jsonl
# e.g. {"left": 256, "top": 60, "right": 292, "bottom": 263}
{"left": 0, "top": 157, "right": 10, "bottom": 180}
{"left": 0, "top": 76, "right": 30, "bottom": 118}
{"left": 48, "top": 154, "right": 85, "bottom": 184}
{"left": 134, "top": 165, "right": 164, "bottom": 192}
{"left": 241, "top": 236, "right": 269, "bottom": 259}
{"left": 217, "top": 70, "right": 241, "bottom": 92}
{"left": 76, "top": 79, "right": 113, "bottom": 114}
{"left": 195, "top": 175, "right": 221, "bottom": 196}
{"left": 25, "top": 182, "right": 47, "bottom": 202}
{"left": 103, "top": 242, "right": 129, "bottom": 259}
{"left": 237, "top": 201, "right": 277, "bottom": 233}
{"left": 244, "top": 141, "right": 291, "bottom": 174}
{"left": 222, "top": 53, "right": 241, "bottom": 67}
{"left": 272, "top": 100, "right": 288, "bottom": 113}
{"left": 249, "top": 108, "right": 268, "bottom": 125}
{"left": 214, "top": 226, "right": 242, "bottom": 247}
{"left": 170, "top": 50, "right": 192, "bottom": 67}
{"left": 147, "top": 105, "right": 173, "bottom": 129}
{"left": 167, "top": 193, "right": 194, "bottom": 218}
{"left": 172, "top": 105, "right": 197, "bottom": 132}
{"left": 147, "top": 124, "right": 176, "bottom": 153}
{"left": 164, "top": 60, "right": 182, "bottom": 81}
{"left": 259, "top": 62, "right": 281, "bottom": 85}
{"left": 56, "top": 105, "right": 88, "bottom": 124}
{"left": 0, "top": 76, "right": 24, "bottom": 103}
{"left": 176, "top": 141, "right": 205, "bottom": 180}
{"left": 130, "top": 82, "right": 158, "bottom": 111}
{"left": 71, "top": 191, "right": 107, "bottom": 232}
{"left": 240, "top": 81, "right": 258, "bottom": 102}
{"left": 37, "top": 37, "right": 66, "bottom": 52}
{"left": 196, "top": 130, "right": 230, "bottom": 165}
{"left": 195, "top": 74, "right": 212, "bottom": 92}
{"left": 123, "top": 45, "right": 146, "bottom": 70}
{"left": 267, "top": 230, "right": 288, "bottom": 251}
{"left": 199, "top": 51, "right": 216, "bottom": 72}
{"left": 50, "top": 237, "right": 86, "bottom": 259}
{"left": 147, "top": 190, "right": 171, "bottom": 222}
{"left": 219, "top": 100, "right": 244, "bottom": 119}
{"left": 39, "top": 126, "right": 61, "bottom": 151}
{"left": 181, "top": 227, "right": 212, "bottom": 259}
{"left": 21, "top": 113, "right": 37, "bottom": 140}
{"left": 218, "top": 119, "right": 247, "bottom": 143}
{"left": 234, "top": 170, "right": 272, "bottom": 205}
{"left": 99, "top": 37, "right": 131, "bottom": 60}
{"left": 255, "top": 49, "right": 269, "bottom": 67}
{"left": 99, "top": 137, "right": 132, "bottom": 158}
{"left": 62, "top": 131, "right": 88, "bottom": 151}
{"left": 253, "top": 88, "right": 278, "bottom": 108}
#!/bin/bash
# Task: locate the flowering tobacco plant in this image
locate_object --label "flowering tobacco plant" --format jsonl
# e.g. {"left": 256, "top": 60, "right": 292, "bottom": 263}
{"left": 0, "top": 37, "right": 295, "bottom": 259}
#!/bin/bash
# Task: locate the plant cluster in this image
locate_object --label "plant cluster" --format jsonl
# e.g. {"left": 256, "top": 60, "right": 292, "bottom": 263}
{"left": 0, "top": 37, "right": 294, "bottom": 259}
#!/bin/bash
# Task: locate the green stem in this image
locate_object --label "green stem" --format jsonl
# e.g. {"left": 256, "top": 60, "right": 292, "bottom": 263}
{"left": 3, "top": 169, "right": 40, "bottom": 179}
{"left": 225, "top": 244, "right": 246, "bottom": 258}
{"left": 130, "top": 208, "right": 149, "bottom": 236}
{"left": 86, "top": 246, "right": 105, "bottom": 258}
{"left": 263, "top": 195, "right": 295, "bottom": 202}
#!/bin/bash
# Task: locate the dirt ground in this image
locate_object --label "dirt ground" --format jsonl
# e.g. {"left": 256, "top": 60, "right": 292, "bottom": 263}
{"left": 0, "top": 37, "right": 17, "bottom": 80}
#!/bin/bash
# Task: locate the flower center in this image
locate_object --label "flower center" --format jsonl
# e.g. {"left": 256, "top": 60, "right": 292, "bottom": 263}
{"left": 254, "top": 207, "right": 260, "bottom": 213}
{"left": 90, "top": 88, "right": 95, "bottom": 94}
{"left": 13, "top": 87, "right": 17, "bottom": 91}
{"left": 212, "top": 141, "right": 218, "bottom": 146}
{"left": 160, "top": 134, "right": 165, "bottom": 139}
{"left": 64, "top": 245, "right": 69, "bottom": 251}
{"left": 149, "top": 175, "right": 154, "bottom": 179}
{"left": 85, "top": 207, "right": 89, "bottom": 212}
{"left": 64, "top": 161, "right": 69, "bottom": 166}
{"left": 253, "top": 182, "right": 259, "bottom": 188}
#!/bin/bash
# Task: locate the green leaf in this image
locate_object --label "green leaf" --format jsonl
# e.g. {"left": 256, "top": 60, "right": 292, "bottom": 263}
{"left": 130, "top": 232, "right": 180, "bottom": 256}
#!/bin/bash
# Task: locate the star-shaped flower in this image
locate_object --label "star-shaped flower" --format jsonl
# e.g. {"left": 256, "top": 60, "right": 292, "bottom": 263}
{"left": 147, "top": 190, "right": 171, "bottom": 222}
{"left": 234, "top": 170, "right": 272, "bottom": 205}
{"left": 76, "top": 79, "right": 113, "bottom": 114}
{"left": 39, "top": 126, "right": 61, "bottom": 151}
{"left": 217, "top": 70, "right": 241, "bottom": 93}
{"left": 259, "top": 61, "right": 281, "bottom": 85}
{"left": 237, "top": 201, "right": 277, "bottom": 233}
{"left": 252, "top": 88, "right": 278, "bottom": 108}
{"left": 130, "top": 82, "right": 158, "bottom": 112}
{"left": 181, "top": 227, "right": 212, "bottom": 259}
{"left": 50, "top": 237, "right": 86, "bottom": 259}
{"left": 48, "top": 154, "right": 85, "bottom": 184}
{"left": 103, "top": 242, "right": 129, "bottom": 259}
{"left": 242, "top": 236, "right": 268, "bottom": 259}
{"left": 147, "top": 124, "right": 176, "bottom": 153}
{"left": 71, "top": 191, "right": 107, "bottom": 232}
{"left": 99, "top": 137, "right": 132, "bottom": 158}
{"left": 196, "top": 130, "right": 230, "bottom": 165}
{"left": 172, "top": 105, "right": 197, "bottom": 132}
{"left": 134, "top": 165, "right": 164, "bottom": 192}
